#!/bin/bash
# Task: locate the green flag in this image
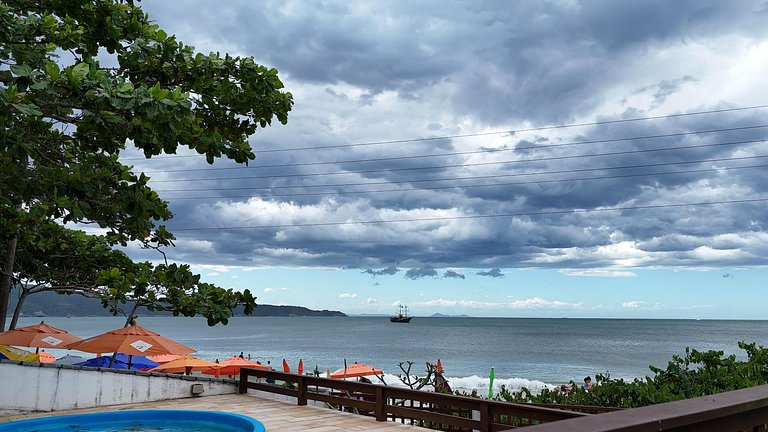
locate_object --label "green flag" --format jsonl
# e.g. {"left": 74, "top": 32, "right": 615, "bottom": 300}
{"left": 488, "top": 366, "right": 495, "bottom": 399}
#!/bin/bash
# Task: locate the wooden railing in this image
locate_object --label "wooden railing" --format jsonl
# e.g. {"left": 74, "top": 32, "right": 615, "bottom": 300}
{"left": 238, "top": 368, "right": 588, "bottom": 431}
{"left": 524, "top": 383, "right": 768, "bottom": 432}
{"left": 239, "top": 369, "right": 768, "bottom": 431}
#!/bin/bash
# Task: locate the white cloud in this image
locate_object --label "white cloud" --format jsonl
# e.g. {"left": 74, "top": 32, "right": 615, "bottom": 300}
{"left": 420, "top": 297, "right": 583, "bottom": 310}
{"left": 561, "top": 269, "right": 637, "bottom": 278}
{"left": 366, "top": 298, "right": 377, "bottom": 304}
{"left": 622, "top": 300, "right": 645, "bottom": 309}
{"left": 191, "top": 264, "right": 232, "bottom": 273}
{"left": 263, "top": 288, "right": 275, "bottom": 293}
{"left": 339, "top": 293, "right": 358, "bottom": 299}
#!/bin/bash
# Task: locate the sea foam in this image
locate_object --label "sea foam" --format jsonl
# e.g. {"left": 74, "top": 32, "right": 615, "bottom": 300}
{"left": 376, "top": 373, "right": 555, "bottom": 396}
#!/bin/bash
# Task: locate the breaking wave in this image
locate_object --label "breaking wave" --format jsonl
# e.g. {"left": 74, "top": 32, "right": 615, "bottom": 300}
{"left": 377, "top": 373, "right": 555, "bottom": 396}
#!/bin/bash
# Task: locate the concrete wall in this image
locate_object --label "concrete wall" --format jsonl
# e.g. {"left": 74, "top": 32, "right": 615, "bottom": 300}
{"left": 0, "top": 360, "right": 238, "bottom": 415}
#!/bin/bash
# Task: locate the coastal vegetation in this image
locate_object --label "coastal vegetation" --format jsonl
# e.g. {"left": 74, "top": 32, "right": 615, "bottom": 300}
{"left": 499, "top": 341, "right": 768, "bottom": 408}
{"left": 0, "top": 0, "right": 293, "bottom": 330}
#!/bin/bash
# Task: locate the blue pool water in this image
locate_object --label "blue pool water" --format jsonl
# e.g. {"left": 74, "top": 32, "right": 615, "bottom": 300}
{"left": 0, "top": 410, "right": 265, "bottom": 432}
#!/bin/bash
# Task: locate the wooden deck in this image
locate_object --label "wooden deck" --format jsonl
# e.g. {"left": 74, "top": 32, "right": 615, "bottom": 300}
{"left": 0, "top": 393, "right": 426, "bottom": 431}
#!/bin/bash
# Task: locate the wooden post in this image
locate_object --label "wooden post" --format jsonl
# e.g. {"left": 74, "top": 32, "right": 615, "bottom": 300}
{"left": 297, "top": 375, "right": 307, "bottom": 406}
{"left": 479, "top": 402, "right": 491, "bottom": 432}
{"left": 238, "top": 369, "right": 248, "bottom": 394}
{"left": 375, "top": 386, "right": 386, "bottom": 422}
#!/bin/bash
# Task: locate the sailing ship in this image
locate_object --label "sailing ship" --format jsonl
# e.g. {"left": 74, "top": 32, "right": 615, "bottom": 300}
{"left": 390, "top": 305, "right": 412, "bottom": 323}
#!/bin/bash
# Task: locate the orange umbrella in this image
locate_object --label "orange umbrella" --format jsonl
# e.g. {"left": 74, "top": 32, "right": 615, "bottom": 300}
{"left": 38, "top": 350, "right": 56, "bottom": 363}
{"left": 148, "top": 356, "right": 219, "bottom": 375}
{"left": 298, "top": 359, "right": 304, "bottom": 375}
{"left": 148, "top": 354, "right": 182, "bottom": 364}
{"left": 202, "top": 356, "right": 268, "bottom": 377}
{"left": 67, "top": 324, "right": 195, "bottom": 356}
{"left": 282, "top": 358, "right": 290, "bottom": 373}
{"left": 0, "top": 321, "right": 83, "bottom": 352}
{"left": 330, "top": 363, "right": 383, "bottom": 379}
{"left": 437, "top": 359, "right": 443, "bottom": 373}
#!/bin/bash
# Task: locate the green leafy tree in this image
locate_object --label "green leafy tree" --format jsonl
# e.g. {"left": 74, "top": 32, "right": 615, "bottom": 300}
{"left": 9, "top": 222, "right": 255, "bottom": 328}
{"left": 96, "top": 261, "right": 257, "bottom": 327}
{"left": 0, "top": 0, "right": 293, "bottom": 330}
{"left": 8, "top": 221, "right": 133, "bottom": 329}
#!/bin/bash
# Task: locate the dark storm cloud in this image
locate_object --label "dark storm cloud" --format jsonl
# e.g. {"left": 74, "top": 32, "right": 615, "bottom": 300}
{"left": 477, "top": 269, "right": 505, "bottom": 278}
{"left": 405, "top": 268, "right": 439, "bottom": 280}
{"left": 636, "top": 76, "right": 697, "bottom": 109}
{"left": 443, "top": 270, "right": 466, "bottom": 279}
{"left": 363, "top": 266, "right": 400, "bottom": 277}
{"left": 144, "top": 1, "right": 767, "bottom": 124}
{"left": 131, "top": 0, "right": 768, "bottom": 272}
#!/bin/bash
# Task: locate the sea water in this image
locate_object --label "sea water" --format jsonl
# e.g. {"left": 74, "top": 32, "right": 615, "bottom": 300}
{"left": 20, "top": 316, "right": 768, "bottom": 394}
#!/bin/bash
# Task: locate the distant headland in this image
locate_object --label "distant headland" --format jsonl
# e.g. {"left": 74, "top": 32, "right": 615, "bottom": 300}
{"left": 10, "top": 291, "right": 346, "bottom": 318}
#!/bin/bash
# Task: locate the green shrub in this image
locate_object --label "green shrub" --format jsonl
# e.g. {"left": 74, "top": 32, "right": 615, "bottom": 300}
{"left": 499, "top": 342, "right": 768, "bottom": 408}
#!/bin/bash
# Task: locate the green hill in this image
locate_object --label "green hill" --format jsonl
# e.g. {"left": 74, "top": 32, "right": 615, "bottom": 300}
{"left": 8, "top": 290, "right": 346, "bottom": 317}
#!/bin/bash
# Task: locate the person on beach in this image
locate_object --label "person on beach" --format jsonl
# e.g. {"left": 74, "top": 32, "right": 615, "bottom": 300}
{"left": 266, "top": 360, "right": 275, "bottom": 384}
{"left": 583, "top": 376, "right": 594, "bottom": 391}
{"left": 239, "top": 352, "right": 245, "bottom": 358}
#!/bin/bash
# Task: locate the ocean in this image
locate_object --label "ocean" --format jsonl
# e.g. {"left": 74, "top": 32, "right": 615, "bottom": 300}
{"left": 17, "top": 316, "right": 768, "bottom": 394}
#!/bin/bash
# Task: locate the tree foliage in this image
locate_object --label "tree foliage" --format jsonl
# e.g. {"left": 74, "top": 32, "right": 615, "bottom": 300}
{"left": 97, "top": 260, "right": 256, "bottom": 327}
{"left": 499, "top": 342, "right": 768, "bottom": 408}
{"left": 9, "top": 221, "right": 132, "bottom": 328}
{"left": 10, "top": 223, "right": 254, "bottom": 328}
{"left": 0, "top": 0, "right": 292, "bottom": 329}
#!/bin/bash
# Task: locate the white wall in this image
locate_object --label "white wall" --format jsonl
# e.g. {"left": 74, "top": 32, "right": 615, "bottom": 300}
{"left": 0, "top": 360, "right": 238, "bottom": 414}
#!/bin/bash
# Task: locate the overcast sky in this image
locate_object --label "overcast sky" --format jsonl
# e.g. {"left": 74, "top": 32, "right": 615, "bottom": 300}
{"left": 120, "top": 0, "right": 768, "bottom": 318}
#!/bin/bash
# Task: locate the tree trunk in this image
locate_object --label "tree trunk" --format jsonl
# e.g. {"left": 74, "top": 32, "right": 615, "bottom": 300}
{"left": 0, "top": 235, "right": 19, "bottom": 332}
{"left": 9, "top": 288, "right": 29, "bottom": 330}
{"left": 124, "top": 300, "right": 140, "bottom": 328}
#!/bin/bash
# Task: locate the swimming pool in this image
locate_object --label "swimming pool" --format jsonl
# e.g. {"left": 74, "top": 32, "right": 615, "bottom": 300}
{"left": 0, "top": 410, "right": 266, "bottom": 432}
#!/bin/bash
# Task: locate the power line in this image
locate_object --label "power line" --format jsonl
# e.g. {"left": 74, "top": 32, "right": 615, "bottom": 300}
{"left": 160, "top": 160, "right": 768, "bottom": 200}
{"left": 142, "top": 123, "right": 768, "bottom": 175}
{"left": 125, "top": 104, "right": 768, "bottom": 162}
{"left": 168, "top": 198, "right": 768, "bottom": 231}
{"left": 152, "top": 138, "right": 768, "bottom": 191}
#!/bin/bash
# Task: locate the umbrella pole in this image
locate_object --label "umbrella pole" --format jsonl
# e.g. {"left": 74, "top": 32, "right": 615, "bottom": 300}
{"left": 128, "top": 354, "right": 133, "bottom": 370}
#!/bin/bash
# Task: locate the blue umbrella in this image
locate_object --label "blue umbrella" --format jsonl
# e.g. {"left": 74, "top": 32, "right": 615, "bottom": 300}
{"left": 75, "top": 355, "right": 151, "bottom": 370}
{"left": 114, "top": 353, "right": 159, "bottom": 369}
